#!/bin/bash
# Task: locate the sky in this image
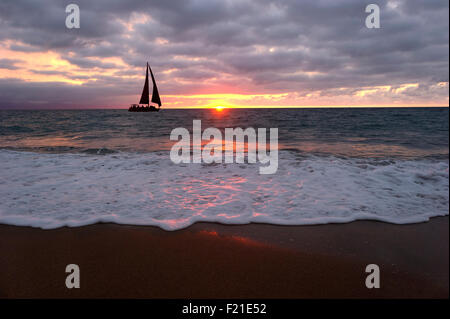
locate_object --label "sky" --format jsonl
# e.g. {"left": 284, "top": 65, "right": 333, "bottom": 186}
{"left": 0, "top": 0, "right": 448, "bottom": 109}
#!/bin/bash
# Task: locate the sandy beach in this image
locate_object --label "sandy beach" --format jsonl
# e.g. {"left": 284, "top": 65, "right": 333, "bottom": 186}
{"left": 0, "top": 217, "right": 447, "bottom": 298}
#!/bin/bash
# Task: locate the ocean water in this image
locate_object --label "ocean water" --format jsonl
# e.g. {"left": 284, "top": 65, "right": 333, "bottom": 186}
{"left": 0, "top": 108, "right": 448, "bottom": 230}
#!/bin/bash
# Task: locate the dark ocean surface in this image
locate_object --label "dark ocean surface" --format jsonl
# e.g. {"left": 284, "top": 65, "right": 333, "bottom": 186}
{"left": 1, "top": 108, "right": 448, "bottom": 158}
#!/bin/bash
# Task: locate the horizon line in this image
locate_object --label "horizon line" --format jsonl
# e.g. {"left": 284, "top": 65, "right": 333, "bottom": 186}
{"left": 0, "top": 105, "right": 449, "bottom": 110}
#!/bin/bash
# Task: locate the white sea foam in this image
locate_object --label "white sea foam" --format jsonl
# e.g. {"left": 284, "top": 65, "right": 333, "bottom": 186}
{"left": 0, "top": 149, "right": 448, "bottom": 230}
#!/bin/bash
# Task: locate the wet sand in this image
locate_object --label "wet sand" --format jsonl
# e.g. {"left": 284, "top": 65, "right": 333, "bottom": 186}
{"left": 0, "top": 217, "right": 448, "bottom": 298}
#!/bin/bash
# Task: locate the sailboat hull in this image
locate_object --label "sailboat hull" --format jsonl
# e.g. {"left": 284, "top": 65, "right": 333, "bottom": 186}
{"left": 128, "top": 105, "right": 160, "bottom": 112}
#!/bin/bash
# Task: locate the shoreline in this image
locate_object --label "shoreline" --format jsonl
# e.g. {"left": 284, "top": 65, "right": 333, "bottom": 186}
{"left": 0, "top": 216, "right": 448, "bottom": 298}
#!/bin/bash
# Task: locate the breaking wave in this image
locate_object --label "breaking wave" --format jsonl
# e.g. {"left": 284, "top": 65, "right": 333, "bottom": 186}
{"left": 0, "top": 149, "right": 448, "bottom": 230}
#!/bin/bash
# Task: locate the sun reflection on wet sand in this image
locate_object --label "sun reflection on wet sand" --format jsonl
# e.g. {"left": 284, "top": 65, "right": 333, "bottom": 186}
{"left": 197, "top": 229, "right": 269, "bottom": 247}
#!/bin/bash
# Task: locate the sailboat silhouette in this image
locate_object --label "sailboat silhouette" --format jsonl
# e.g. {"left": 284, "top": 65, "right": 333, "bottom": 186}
{"left": 129, "top": 62, "right": 161, "bottom": 112}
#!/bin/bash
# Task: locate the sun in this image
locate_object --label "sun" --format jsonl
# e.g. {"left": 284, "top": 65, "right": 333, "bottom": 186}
{"left": 215, "top": 106, "right": 225, "bottom": 111}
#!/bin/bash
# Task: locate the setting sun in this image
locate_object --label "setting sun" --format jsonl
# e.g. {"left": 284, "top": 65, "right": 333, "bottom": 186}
{"left": 215, "top": 106, "right": 225, "bottom": 111}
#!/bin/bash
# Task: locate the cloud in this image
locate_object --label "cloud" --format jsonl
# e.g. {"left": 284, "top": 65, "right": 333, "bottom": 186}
{"left": 0, "top": 0, "right": 448, "bottom": 108}
{"left": 0, "top": 58, "right": 23, "bottom": 70}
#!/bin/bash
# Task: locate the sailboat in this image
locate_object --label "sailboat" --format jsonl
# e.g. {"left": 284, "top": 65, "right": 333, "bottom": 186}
{"left": 128, "top": 62, "right": 161, "bottom": 112}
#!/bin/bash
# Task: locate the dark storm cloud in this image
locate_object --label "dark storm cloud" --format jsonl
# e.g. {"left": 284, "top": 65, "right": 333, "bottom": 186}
{"left": 65, "top": 56, "right": 121, "bottom": 69}
{"left": 0, "top": 58, "right": 23, "bottom": 70}
{"left": 0, "top": 0, "right": 448, "bottom": 108}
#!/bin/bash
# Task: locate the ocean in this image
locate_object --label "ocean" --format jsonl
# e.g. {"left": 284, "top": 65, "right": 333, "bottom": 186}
{"left": 0, "top": 108, "right": 448, "bottom": 230}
